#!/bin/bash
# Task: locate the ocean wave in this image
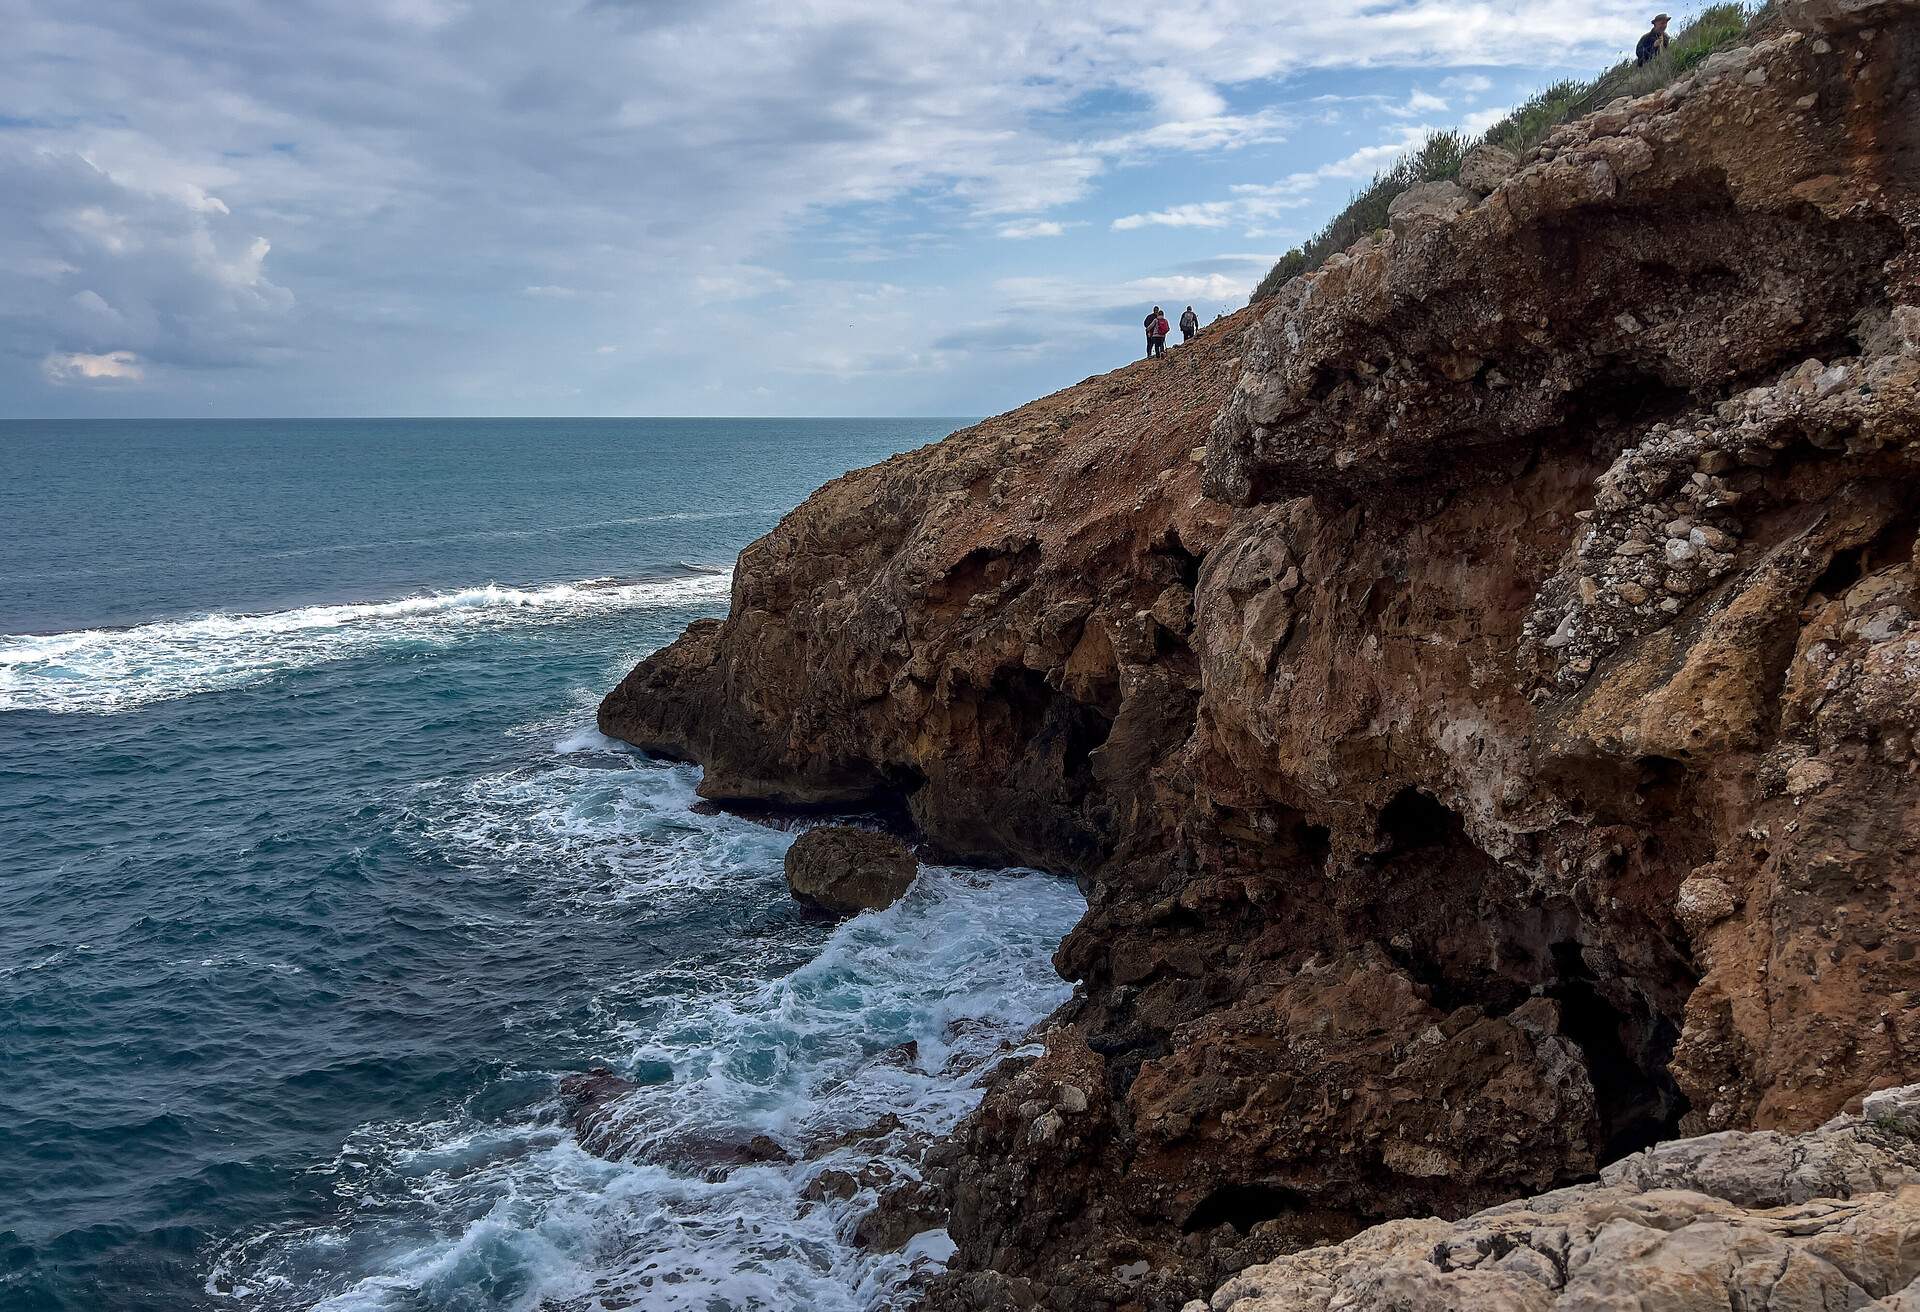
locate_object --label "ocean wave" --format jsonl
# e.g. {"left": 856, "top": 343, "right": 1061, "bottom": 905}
{"left": 207, "top": 867, "right": 1082, "bottom": 1311}
{"left": 258, "top": 509, "right": 777, "bottom": 562}
{"left": 403, "top": 754, "right": 792, "bottom": 917}
{"left": 0, "top": 572, "right": 731, "bottom": 716}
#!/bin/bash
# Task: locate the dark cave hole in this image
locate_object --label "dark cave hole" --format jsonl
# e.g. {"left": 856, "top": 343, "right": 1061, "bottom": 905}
{"left": 1812, "top": 547, "right": 1865, "bottom": 600}
{"left": 988, "top": 667, "right": 1113, "bottom": 783}
{"left": 1296, "top": 821, "right": 1333, "bottom": 868}
{"left": 1182, "top": 1182, "right": 1309, "bottom": 1235}
{"left": 1060, "top": 701, "right": 1114, "bottom": 778}
{"left": 1547, "top": 941, "right": 1688, "bottom": 1162}
{"left": 1375, "top": 787, "right": 1458, "bottom": 856}
{"left": 1635, "top": 755, "right": 1690, "bottom": 814}
{"left": 1558, "top": 365, "right": 1695, "bottom": 436}
{"left": 1151, "top": 530, "right": 1205, "bottom": 590}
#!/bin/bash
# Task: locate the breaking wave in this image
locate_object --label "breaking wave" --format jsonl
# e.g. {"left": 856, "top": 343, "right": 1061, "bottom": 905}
{"left": 208, "top": 734, "right": 1081, "bottom": 1310}
{"left": 0, "top": 572, "right": 731, "bottom": 715}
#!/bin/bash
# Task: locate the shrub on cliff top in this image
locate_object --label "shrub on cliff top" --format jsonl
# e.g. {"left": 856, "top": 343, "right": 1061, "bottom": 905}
{"left": 1251, "top": 3, "right": 1763, "bottom": 305}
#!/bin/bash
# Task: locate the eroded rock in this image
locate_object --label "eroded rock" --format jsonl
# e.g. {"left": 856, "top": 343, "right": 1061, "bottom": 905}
{"left": 1207, "top": 1090, "right": 1920, "bottom": 1311}
{"left": 783, "top": 825, "right": 917, "bottom": 915}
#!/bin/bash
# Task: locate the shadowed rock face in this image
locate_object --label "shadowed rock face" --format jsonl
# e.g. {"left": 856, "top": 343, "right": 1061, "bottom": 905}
{"left": 601, "top": 4, "right": 1920, "bottom": 1307}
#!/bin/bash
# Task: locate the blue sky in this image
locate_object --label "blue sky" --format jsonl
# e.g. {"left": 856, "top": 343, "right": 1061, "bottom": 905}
{"left": 0, "top": 0, "right": 1667, "bottom": 418}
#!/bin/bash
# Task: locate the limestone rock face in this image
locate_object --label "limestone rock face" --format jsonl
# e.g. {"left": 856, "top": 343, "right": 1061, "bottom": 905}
{"left": 783, "top": 826, "right": 917, "bottom": 915}
{"left": 1204, "top": 1092, "right": 1920, "bottom": 1311}
{"left": 1385, "top": 180, "right": 1470, "bottom": 236}
{"left": 1457, "top": 142, "right": 1518, "bottom": 196}
{"left": 601, "top": 6, "right": 1920, "bottom": 1308}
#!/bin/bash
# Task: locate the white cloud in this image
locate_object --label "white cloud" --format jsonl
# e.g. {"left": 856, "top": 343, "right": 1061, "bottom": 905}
{"left": 0, "top": 0, "right": 1660, "bottom": 412}
{"left": 1460, "top": 105, "right": 1515, "bottom": 134}
{"left": 1443, "top": 73, "right": 1495, "bottom": 95}
{"left": 997, "top": 220, "right": 1066, "bottom": 239}
{"left": 42, "top": 350, "right": 144, "bottom": 382}
{"left": 1115, "top": 125, "right": 1435, "bottom": 237}
{"left": 1, "top": 147, "right": 292, "bottom": 380}
{"left": 1112, "top": 203, "right": 1239, "bottom": 232}
{"left": 692, "top": 264, "right": 791, "bottom": 300}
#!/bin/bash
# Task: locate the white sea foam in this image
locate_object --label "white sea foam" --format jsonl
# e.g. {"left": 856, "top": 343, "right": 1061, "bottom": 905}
{"left": 0, "top": 572, "right": 731, "bottom": 715}
{"left": 208, "top": 865, "right": 1083, "bottom": 1312}
{"left": 406, "top": 755, "right": 793, "bottom": 914}
{"left": 551, "top": 724, "right": 630, "bottom": 755}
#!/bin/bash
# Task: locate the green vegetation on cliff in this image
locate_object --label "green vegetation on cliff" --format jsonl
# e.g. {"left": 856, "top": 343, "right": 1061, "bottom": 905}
{"left": 1251, "top": 3, "right": 1767, "bottom": 303}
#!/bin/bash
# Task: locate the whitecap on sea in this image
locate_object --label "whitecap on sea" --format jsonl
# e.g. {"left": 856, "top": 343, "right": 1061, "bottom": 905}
{"left": 0, "top": 571, "right": 731, "bottom": 715}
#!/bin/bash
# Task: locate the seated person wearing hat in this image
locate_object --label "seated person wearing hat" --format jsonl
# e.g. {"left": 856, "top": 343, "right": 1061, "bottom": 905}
{"left": 1636, "top": 13, "right": 1671, "bottom": 64}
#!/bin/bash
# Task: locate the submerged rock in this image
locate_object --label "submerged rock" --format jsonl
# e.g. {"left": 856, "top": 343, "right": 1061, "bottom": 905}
{"left": 784, "top": 826, "right": 917, "bottom": 915}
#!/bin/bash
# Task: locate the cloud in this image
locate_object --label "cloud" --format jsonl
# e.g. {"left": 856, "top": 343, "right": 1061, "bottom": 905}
{"left": 42, "top": 350, "right": 144, "bottom": 383}
{"left": 0, "top": 146, "right": 293, "bottom": 380}
{"left": 1113, "top": 126, "right": 1437, "bottom": 237}
{"left": 1443, "top": 73, "right": 1495, "bottom": 95}
{"left": 1460, "top": 105, "right": 1516, "bottom": 134}
{"left": 0, "top": 0, "right": 1661, "bottom": 413}
{"left": 1113, "top": 203, "right": 1239, "bottom": 232}
{"left": 997, "top": 220, "right": 1066, "bottom": 239}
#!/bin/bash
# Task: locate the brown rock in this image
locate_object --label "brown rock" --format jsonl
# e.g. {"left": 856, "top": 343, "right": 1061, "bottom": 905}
{"left": 1457, "top": 142, "right": 1519, "bottom": 196}
{"left": 599, "top": 11, "right": 1920, "bottom": 1308}
{"left": 1207, "top": 1090, "right": 1920, "bottom": 1310}
{"left": 783, "top": 826, "right": 917, "bottom": 915}
{"left": 1385, "top": 180, "right": 1470, "bottom": 236}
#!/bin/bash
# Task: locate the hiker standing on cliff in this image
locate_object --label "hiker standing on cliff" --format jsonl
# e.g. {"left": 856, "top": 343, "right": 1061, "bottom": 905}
{"left": 1179, "top": 306, "right": 1200, "bottom": 344}
{"left": 1636, "top": 12, "right": 1671, "bottom": 64}
{"left": 1144, "top": 306, "right": 1166, "bottom": 359}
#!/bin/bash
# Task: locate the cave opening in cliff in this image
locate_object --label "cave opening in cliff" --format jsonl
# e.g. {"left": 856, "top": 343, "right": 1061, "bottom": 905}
{"left": 1376, "top": 787, "right": 1456, "bottom": 856}
{"left": 1547, "top": 941, "right": 1689, "bottom": 1162}
{"left": 1181, "top": 1182, "right": 1308, "bottom": 1235}
{"left": 1812, "top": 546, "right": 1866, "bottom": 599}
{"left": 1150, "top": 528, "right": 1206, "bottom": 590}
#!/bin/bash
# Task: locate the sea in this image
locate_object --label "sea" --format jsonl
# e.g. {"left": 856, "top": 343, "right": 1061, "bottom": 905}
{"left": 0, "top": 419, "right": 1084, "bottom": 1312}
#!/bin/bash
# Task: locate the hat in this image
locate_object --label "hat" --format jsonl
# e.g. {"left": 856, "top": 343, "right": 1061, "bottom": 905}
{"left": 1653, "top": 12, "right": 1670, "bottom": 19}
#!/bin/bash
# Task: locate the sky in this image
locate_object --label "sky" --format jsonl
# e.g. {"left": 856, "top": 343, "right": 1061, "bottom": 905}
{"left": 0, "top": 0, "right": 1665, "bottom": 419}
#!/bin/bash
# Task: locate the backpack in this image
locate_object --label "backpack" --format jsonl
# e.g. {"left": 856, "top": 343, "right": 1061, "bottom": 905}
{"left": 1155, "top": 316, "right": 1170, "bottom": 336}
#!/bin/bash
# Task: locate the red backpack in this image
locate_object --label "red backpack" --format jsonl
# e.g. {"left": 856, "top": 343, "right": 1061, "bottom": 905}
{"left": 1154, "top": 316, "right": 1169, "bottom": 336}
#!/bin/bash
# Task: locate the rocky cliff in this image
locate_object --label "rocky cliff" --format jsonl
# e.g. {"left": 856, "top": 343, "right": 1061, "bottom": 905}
{"left": 1203, "top": 1083, "right": 1920, "bottom": 1311}
{"left": 600, "top": 2, "right": 1920, "bottom": 1307}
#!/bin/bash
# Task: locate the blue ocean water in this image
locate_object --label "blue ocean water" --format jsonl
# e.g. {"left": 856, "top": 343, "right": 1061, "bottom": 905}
{"left": 0, "top": 420, "right": 1083, "bottom": 1312}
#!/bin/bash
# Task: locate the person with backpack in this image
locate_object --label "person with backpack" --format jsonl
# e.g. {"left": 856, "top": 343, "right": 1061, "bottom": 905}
{"left": 1143, "top": 306, "right": 1164, "bottom": 359}
{"left": 1145, "top": 308, "right": 1169, "bottom": 359}
{"left": 1179, "top": 306, "right": 1199, "bottom": 344}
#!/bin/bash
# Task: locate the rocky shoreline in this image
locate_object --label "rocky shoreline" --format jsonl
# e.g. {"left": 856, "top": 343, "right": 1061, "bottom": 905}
{"left": 600, "top": 1, "right": 1920, "bottom": 1306}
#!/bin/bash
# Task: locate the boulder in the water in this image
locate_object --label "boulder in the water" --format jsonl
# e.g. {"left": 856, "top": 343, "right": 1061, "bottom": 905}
{"left": 784, "top": 826, "right": 917, "bottom": 915}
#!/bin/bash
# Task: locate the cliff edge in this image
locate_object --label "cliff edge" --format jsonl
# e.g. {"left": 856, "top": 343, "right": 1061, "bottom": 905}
{"left": 601, "top": 2, "right": 1920, "bottom": 1306}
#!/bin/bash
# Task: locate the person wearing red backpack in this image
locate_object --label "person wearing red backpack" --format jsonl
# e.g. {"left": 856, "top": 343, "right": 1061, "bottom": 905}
{"left": 1146, "top": 308, "right": 1169, "bottom": 359}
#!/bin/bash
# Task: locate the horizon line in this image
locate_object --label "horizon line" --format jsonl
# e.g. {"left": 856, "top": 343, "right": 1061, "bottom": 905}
{"left": 0, "top": 414, "right": 983, "bottom": 423}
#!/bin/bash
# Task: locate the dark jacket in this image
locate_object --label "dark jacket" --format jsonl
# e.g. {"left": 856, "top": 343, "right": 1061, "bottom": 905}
{"left": 1635, "top": 28, "right": 1669, "bottom": 64}
{"left": 1179, "top": 311, "right": 1199, "bottom": 336}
